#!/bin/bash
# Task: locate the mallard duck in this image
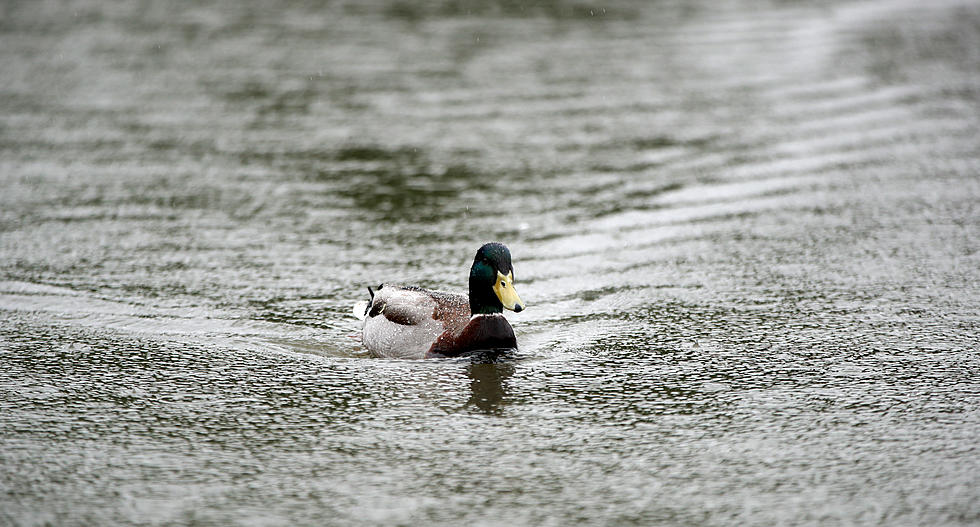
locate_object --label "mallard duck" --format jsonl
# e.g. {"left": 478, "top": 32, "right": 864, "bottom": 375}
{"left": 354, "top": 242, "right": 525, "bottom": 359}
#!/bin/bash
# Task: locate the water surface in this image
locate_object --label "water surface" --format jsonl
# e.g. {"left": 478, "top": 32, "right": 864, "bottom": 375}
{"left": 2, "top": 0, "right": 979, "bottom": 525}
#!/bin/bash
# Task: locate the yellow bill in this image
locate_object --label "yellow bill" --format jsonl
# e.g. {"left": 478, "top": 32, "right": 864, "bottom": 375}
{"left": 493, "top": 271, "right": 525, "bottom": 312}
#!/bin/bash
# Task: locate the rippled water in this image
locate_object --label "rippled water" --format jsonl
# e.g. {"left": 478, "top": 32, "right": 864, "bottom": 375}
{"left": 2, "top": 0, "right": 979, "bottom": 525}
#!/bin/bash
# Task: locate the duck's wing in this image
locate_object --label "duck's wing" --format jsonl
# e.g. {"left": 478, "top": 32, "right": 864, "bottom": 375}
{"left": 367, "top": 285, "right": 445, "bottom": 326}
{"left": 361, "top": 285, "right": 467, "bottom": 358}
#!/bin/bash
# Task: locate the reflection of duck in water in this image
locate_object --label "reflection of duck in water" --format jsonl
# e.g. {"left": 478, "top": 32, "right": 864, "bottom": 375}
{"left": 354, "top": 243, "right": 526, "bottom": 359}
{"left": 466, "top": 362, "right": 515, "bottom": 415}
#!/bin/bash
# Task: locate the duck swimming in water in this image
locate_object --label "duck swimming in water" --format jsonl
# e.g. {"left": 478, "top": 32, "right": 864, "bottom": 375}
{"left": 355, "top": 242, "right": 525, "bottom": 359}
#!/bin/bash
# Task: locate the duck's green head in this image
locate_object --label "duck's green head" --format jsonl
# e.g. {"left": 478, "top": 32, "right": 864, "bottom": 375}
{"left": 469, "top": 242, "right": 525, "bottom": 315}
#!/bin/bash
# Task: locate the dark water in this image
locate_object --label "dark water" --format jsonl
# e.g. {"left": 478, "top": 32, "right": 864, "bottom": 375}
{"left": 2, "top": 0, "right": 979, "bottom": 525}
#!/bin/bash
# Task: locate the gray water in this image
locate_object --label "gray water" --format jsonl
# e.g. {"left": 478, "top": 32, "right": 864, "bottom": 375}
{"left": 2, "top": 0, "right": 979, "bottom": 525}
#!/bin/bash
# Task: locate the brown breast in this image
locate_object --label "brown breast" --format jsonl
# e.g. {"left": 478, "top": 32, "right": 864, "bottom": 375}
{"left": 427, "top": 314, "right": 517, "bottom": 357}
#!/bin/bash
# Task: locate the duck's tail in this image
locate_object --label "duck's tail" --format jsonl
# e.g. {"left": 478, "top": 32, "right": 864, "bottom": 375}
{"left": 351, "top": 286, "right": 376, "bottom": 321}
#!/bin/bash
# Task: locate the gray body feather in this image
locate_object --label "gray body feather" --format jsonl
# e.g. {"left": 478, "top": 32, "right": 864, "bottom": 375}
{"left": 360, "top": 285, "right": 469, "bottom": 359}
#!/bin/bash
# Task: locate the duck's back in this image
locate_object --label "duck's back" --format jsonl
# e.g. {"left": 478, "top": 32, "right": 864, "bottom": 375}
{"left": 360, "top": 285, "right": 469, "bottom": 359}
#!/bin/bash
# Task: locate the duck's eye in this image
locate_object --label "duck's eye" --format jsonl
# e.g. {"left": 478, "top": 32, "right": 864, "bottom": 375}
{"left": 500, "top": 281, "right": 506, "bottom": 287}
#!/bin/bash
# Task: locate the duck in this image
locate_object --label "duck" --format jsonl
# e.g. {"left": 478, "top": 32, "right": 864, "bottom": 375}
{"left": 354, "top": 242, "right": 525, "bottom": 359}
